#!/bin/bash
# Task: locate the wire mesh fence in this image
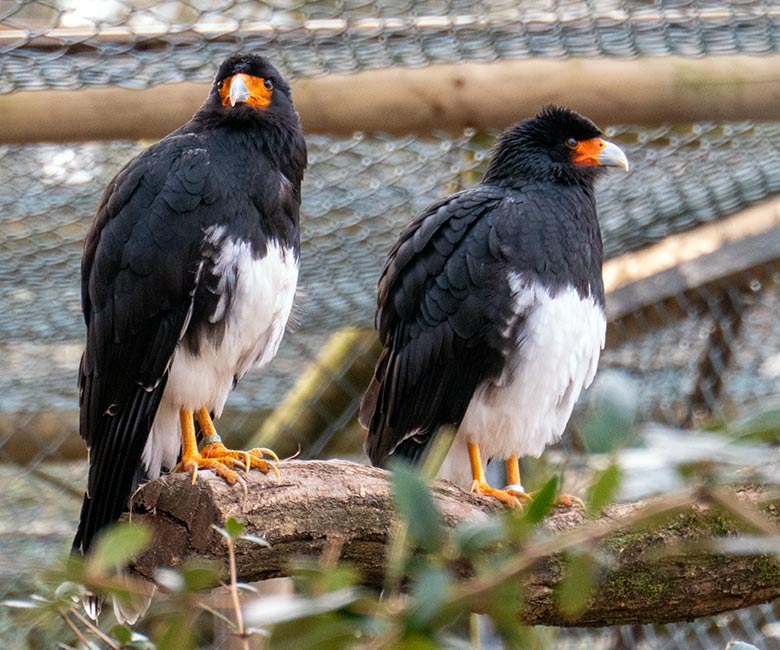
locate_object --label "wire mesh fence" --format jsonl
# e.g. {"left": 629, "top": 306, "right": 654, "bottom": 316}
{"left": 3, "top": 0, "right": 780, "bottom": 94}
{"left": 2, "top": 0, "right": 780, "bottom": 648}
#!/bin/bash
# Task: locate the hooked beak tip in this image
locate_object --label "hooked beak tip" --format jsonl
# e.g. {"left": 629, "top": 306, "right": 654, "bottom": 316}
{"left": 229, "top": 76, "right": 250, "bottom": 107}
{"left": 598, "top": 140, "right": 630, "bottom": 172}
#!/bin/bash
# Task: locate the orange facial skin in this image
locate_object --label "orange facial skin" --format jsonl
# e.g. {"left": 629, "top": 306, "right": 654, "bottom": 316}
{"left": 219, "top": 73, "right": 272, "bottom": 110}
{"left": 571, "top": 137, "right": 608, "bottom": 166}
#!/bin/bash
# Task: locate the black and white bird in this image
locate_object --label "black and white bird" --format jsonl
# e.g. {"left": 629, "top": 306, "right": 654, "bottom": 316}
{"left": 360, "top": 106, "right": 628, "bottom": 505}
{"left": 74, "top": 53, "right": 306, "bottom": 586}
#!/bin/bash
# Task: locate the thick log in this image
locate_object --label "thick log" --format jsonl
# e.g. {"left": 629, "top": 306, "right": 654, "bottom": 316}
{"left": 3, "top": 55, "right": 780, "bottom": 143}
{"left": 128, "top": 459, "right": 780, "bottom": 627}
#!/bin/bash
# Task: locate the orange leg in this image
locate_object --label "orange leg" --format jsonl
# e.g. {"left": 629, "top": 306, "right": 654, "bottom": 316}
{"left": 505, "top": 453, "right": 583, "bottom": 509}
{"left": 505, "top": 454, "right": 521, "bottom": 487}
{"left": 503, "top": 455, "right": 533, "bottom": 504}
{"left": 468, "top": 442, "right": 523, "bottom": 507}
{"left": 175, "top": 408, "right": 280, "bottom": 486}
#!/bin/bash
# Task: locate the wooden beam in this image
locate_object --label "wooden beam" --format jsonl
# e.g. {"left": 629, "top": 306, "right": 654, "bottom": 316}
{"left": 603, "top": 197, "right": 780, "bottom": 297}
{"left": 607, "top": 228, "right": 780, "bottom": 322}
{"left": 4, "top": 55, "right": 780, "bottom": 143}
{"left": 604, "top": 197, "right": 780, "bottom": 322}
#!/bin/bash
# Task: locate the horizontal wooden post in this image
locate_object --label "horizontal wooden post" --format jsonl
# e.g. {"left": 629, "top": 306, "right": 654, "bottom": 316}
{"left": 3, "top": 55, "right": 780, "bottom": 143}
{"left": 604, "top": 197, "right": 780, "bottom": 321}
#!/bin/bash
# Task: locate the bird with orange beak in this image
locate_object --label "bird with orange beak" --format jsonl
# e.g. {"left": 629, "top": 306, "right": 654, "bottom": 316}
{"left": 361, "top": 106, "right": 628, "bottom": 506}
{"left": 74, "top": 53, "right": 306, "bottom": 618}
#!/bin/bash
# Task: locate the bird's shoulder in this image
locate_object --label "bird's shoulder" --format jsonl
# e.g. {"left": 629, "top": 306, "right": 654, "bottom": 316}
{"left": 378, "top": 184, "right": 507, "bottom": 302}
{"left": 375, "top": 185, "right": 518, "bottom": 345}
{"left": 81, "top": 134, "right": 223, "bottom": 327}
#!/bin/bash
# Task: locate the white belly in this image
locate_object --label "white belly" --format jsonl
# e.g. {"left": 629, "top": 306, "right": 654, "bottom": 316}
{"left": 439, "top": 281, "right": 606, "bottom": 488}
{"left": 142, "top": 238, "right": 298, "bottom": 477}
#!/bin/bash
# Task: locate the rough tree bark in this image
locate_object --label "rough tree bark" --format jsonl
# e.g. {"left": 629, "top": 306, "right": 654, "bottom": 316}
{"left": 127, "top": 459, "right": 780, "bottom": 627}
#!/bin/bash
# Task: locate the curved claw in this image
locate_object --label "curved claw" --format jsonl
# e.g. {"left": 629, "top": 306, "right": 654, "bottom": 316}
{"left": 185, "top": 461, "right": 198, "bottom": 486}
{"left": 250, "top": 447, "right": 280, "bottom": 462}
{"left": 265, "top": 460, "right": 281, "bottom": 482}
{"left": 177, "top": 408, "right": 283, "bottom": 488}
{"left": 556, "top": 494, "right": 585, "bottom": 509}
{"left": 235, "top": 474, "right": 248, "bottom": 499}
{"left": 505, "top": 488, "right": 534, "bottom": 504}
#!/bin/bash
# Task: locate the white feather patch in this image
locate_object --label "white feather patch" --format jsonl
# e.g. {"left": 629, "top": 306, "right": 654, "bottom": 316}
{"left": 142, "top": 238, "right": 298, "bottom": 478}
{"left": 438, "top": 274, "right": 606, "bottom": 488}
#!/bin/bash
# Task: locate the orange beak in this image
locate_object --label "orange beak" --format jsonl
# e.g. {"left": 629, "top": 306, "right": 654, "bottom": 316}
{"left": 220, "top": 74, "right": 272, "bottom": 110}
{"left": 572, "top": 138, "right": 629, "bottom": 171}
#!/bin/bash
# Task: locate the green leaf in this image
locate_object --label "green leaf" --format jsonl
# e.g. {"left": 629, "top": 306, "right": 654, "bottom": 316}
{"left": 156, "top": 611, "right": 194, "bottom": 650}
{"left": 1, "top": 599, "right": 40, "bottom": 609}
{"left": 730, "top": 407, "right": 780, "bottom": 444}
{"left": 395, "top": 634, "right": 440, "bottom": 650}
{"left": 453, "top": 519, "right": 505, "bottom": 557}
{"left": 125, "top": 630, "right": 156, "bottom": 650}
{"left": 269, "top": 612, "right": 361, "bottom": 650}
{"left": 406, "top": 566, "right": 451, "bottom": 631}
{"left": 239, "top": 533, "right": 270, "bottom": 547}
{"left": 223, "top": 516, "right": 246, "bottom": 538}
{"left": 486, "top": 580, "right": 528, "bottom": 647}
{"left": 88, "top": 523, "right": 151, "bottom": 575}
{"left": 389, "top": 461, "right": 444, "bottom": 553}
{"left": 420, "top": 425, "right": 457, "bottom": 480}
{"left": 289, "top": 561, "right": 359, "bottom": 594}
{"left": 245, "top": 590, "right": 358, "bottom": 627}
{"left": 521, "top": 476, "right": 558, "bottom": 526}
{"left": 54, "top": 581, "right": 85, "bottom": 603}
{"left": 585, "top": 463, "right": 622, "bottom": 517}
{"left": 127, "top": 639, "right": 157, "bottom": 650}
{"left": 180, "top": 562, "right": 220, "bottom": 592}
{"left": 556, "top": 551, "right": 597, "bottom": 619}
{"left": 112, "top": 624, "right": 133, "bottom": 645}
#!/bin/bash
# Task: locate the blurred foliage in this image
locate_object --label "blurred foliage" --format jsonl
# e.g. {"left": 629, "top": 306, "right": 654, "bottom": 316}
{"left": 1, "top": 403, "right": 778, "bottom": 648}
{"left": 0, "top": 463, "right": 601, "bottom": 649}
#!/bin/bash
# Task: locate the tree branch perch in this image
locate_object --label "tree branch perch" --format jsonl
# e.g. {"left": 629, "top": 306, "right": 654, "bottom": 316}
{"left": 127, "top": 459, "right": 780, "bottom": 627}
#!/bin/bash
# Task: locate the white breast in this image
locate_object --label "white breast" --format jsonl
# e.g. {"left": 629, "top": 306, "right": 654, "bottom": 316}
{"left": 142, "top": 237, "right": 299, "bottom": 478}
{"left": 438, "top": 274, "right": 606, "bottom": 488}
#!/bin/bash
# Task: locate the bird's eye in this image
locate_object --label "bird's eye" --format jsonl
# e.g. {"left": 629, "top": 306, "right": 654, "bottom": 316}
{"left": 565, "top": 137, "right": 578, "bottom": 149}
{"left": 264, "top": 79, "right": 273, "bottom": 91}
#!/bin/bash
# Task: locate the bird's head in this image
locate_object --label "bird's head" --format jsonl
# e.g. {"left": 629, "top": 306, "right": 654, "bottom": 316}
{"left": 205, "top": 53, "right": 295, "bottom": 124}
{"left": 485, "top": 105, "right": 629, "bottom": 186}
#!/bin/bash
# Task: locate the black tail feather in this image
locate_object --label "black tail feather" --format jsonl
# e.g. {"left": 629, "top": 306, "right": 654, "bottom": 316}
{"left": 73, "top": 380, "right": 166, "bottom": 556}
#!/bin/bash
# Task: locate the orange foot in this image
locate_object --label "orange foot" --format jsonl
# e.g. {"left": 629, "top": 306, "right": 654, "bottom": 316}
{"left": 197, "top": 440, "right": 280, "bottom": 482}
{"left": 470, "top": 480, "right": 529, "bottom": 507}
{"left": 175, "top": 408, "right": 280, "bottom": 487}
{"left": 506, "top": 487, "right": 584, "bottom": 509}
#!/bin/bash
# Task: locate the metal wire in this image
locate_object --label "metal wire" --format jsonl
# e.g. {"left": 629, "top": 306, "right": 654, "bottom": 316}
{"left": 1, "top": 1, "right": 779, "bottom": 648}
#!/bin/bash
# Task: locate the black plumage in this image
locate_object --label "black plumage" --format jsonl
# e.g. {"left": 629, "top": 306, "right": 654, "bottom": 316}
{"left": 360, "top": 106, "right": 628, "bottom": 500}
{"left": 74, "top": 53, "right": 306, "bottom": 561}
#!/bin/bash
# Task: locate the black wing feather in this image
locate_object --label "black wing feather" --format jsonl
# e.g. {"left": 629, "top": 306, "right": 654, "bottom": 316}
{"left": 74, "top": 138, "right": 217, "bottom": 554}
{"left": 360, "top": 185, "right": 520, "bottom": 465}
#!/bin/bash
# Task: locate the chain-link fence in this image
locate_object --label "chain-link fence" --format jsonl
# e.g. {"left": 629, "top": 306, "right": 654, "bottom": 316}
{"left": 2, "top": 1, "right": 780, "bottom": 648}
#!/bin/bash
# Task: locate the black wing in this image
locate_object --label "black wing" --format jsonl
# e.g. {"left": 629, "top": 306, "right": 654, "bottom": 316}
{"left": 74, "top": 137, "right": 219, "bottom": 554}
{"left": 360, "top": 184, "right": 528, "bottom": 465}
